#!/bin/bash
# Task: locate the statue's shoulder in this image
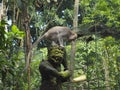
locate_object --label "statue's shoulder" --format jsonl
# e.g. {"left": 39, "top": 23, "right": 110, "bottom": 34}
{"left": 40, "top": 60, "right": 52, "bottom": 67}
{"left": 40, "top": 60, "right": 47, "bottom": 65}
{"left": 39, "top": 60, "right": 48, "bottom": 70}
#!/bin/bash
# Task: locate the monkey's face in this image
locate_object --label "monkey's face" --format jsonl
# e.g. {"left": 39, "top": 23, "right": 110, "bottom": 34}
{"left": 68, "top": 33, "right": 77, "bottom": 41}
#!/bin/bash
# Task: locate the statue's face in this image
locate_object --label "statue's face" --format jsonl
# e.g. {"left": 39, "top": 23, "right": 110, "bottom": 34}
{"left": 50, "top": 56, "right": 63, "bottom": 64}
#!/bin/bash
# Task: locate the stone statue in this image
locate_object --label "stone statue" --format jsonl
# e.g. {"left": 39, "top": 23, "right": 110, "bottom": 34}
{"left": 39, "top": 46, "right": 71, "bottom": 90}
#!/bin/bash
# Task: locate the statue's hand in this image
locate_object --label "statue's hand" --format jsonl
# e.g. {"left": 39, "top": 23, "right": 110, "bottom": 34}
{"left": 59, "top": 70, "right": 71, "bottom": 78}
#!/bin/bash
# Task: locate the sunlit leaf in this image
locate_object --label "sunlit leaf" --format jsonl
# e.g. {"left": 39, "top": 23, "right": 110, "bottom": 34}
{"left": 11, "top": 25, "right": 19, "bottom": 33}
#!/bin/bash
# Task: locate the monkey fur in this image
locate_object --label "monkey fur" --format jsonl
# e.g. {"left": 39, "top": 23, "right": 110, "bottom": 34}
{"left": 32, "top": 26, "right": 77, "bottom": 48}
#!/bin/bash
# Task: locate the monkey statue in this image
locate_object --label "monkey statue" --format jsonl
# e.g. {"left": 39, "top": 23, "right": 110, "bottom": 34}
{"left": 32, "top": 26, "right": 77, "bottom": 48}
{"left": 39, "top": 46, "right": 71, "bottom": 90}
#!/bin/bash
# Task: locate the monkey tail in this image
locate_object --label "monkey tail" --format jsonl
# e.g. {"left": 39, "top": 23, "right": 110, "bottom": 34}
{"left": 32, "top": 35, "right": 45, "bottom": 49}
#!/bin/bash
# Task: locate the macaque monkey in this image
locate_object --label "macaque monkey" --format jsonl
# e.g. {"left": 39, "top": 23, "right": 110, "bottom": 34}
{"left": 32, "top": 26, "right": 77, "bottom": 48}
{"left": 24, "top": 26, "right": 77, "bottom": 71}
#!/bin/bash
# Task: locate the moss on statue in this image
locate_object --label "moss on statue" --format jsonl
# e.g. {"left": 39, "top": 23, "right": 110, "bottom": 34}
{"left": 39, "top": 46, "right": 70, "bottom": 90}
{"left": 48, "top": 46, "right": 64, "bottom": 57}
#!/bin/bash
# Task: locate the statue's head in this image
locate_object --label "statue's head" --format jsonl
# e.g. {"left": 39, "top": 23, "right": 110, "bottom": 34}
{"left": 48, "top": 46, "right": 64, "bottom": 64}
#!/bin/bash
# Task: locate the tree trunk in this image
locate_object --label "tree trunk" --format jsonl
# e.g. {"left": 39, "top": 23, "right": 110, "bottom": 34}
{"left": 69, "top": 0, "right": 79, "bottom": 90}
{"left": 22, "top": 1, "right": 32, "bottom": 90}
{"left": 0, "top": 0, "right": 3, "bottom": 20}
{"left": 102, "top": 49, "right": 110, "bottom": 90}
{"left": 24, "top": 15, "right": 32, "bottom": 90}
{"left": 0, "top": 0, "right": 7, "bottom": 21}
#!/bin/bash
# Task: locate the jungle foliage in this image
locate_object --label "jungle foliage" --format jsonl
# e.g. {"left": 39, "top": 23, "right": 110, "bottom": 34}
{"left": 0, "top": 0, "right": 120, "bottom": 89}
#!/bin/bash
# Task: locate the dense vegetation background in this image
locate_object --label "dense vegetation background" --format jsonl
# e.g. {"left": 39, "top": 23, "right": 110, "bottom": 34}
{"left": 0, "top": 0, "right": 120, "bottom": 90}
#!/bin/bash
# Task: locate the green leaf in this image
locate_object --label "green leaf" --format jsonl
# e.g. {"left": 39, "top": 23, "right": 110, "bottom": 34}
{"left": 11, "top": 25, "right": 25, "bottom": 39}
{"left": 11, "top": 25, "right": 19, "bottom": 33}
{"left": 96, "top": 1, "right": 108, "bottom": 11}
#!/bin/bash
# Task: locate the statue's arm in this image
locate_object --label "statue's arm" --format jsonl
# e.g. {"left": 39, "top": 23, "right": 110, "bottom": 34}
{"left": 40, "top": 61, "right": 70, "bottom": 81}
{"left": 40, "top": 62, "right": 61, "bottom": 77}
